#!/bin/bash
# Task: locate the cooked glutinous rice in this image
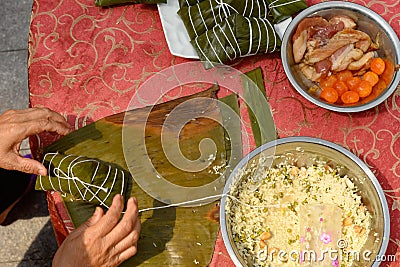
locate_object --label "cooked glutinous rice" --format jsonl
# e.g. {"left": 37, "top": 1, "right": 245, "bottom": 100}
{"left": 226, "top": 153, "right": 371, "bottom": 267}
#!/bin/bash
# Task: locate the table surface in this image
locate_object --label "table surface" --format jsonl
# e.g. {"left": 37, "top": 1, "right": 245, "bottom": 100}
{"left": 28, "top": 0, "right": 400, "bottom": 266}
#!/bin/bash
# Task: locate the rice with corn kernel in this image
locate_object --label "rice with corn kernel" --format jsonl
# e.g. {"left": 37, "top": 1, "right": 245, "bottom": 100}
{"left": 225, "top": 153, "right": 371, "bottom": 266}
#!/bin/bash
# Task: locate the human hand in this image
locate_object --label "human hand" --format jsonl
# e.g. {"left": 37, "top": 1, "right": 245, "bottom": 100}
{"left": 0, "top": 108, "right": 72, "bottom": 175}
{"left": 52, "top": 194, "right": 141, "bottom": 267}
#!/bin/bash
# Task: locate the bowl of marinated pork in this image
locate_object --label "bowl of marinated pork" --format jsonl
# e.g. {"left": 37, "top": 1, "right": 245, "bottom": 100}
{"left": 281, "top": 1, "right": 400, "bottom": 112}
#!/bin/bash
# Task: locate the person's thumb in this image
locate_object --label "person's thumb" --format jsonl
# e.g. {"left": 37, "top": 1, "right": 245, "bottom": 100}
{"left": 15, "top": 156, "right": 47, "bottom": 176}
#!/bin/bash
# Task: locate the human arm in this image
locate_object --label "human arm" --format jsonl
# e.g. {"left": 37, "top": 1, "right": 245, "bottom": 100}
{"left": 52, "top": 194, "right": 141, "bottom": 267}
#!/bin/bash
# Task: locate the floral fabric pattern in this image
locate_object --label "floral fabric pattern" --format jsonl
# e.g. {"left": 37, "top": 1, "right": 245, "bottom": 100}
{"left": 28, "top": 0, "right": 400, "bottom": 265}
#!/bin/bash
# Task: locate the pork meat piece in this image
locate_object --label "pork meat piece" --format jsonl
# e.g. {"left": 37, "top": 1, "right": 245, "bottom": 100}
{"left": 348, "top": 51, "right": 374, "bottom": 71}
{"left": 329, "top": 15, "right": 357, "bottom": 29}
{"left": 292, "top": 17, "right": 330, "bottom": 63}
{"left": 304, "top": 29, "right": 371, "bottom": 64}
{"left": 293, "top": 30, "right": 308, "bottom": 63}
{"left": 330, "top": 44, "right": 364, "bottom": 72}
{"left": 299, "top": 63, "right": 322, "bottom": 82}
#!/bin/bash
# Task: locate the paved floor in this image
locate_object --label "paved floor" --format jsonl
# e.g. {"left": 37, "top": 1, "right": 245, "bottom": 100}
{"left": 0, "top": 0, "right": 58, "bottom": 266}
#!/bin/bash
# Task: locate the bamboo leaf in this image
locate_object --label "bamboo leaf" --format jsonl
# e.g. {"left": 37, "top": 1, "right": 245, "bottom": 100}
{"left": 40, "top": 86, "right": 240, "bottom": 266}
{"left": 219, "top": 93, "right": 242, "bottom": 172}
{"left": 265, "top": 0, "right": 308, "bottom": 23}
{"left": 242, "top": 67, "right": 277, "bottom": 147}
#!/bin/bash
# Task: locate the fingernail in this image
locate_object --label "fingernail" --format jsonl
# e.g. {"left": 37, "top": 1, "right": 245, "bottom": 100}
{"left": 93, "top": 207, "right": 99, "bottom": 216}
{"left": 38, "top": 169, "right": 47, "bottom": 176}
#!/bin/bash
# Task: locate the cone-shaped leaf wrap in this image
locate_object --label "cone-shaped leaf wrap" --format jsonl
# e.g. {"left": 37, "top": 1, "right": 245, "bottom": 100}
{"left": 36, "top": 152, "right": 131, "bottom": 209}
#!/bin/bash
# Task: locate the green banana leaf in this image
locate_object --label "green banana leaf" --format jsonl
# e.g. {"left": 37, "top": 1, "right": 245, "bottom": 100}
{"left": 178, "top": 0, "right": 269, "bottom": 40}
{"left": 191, "top": 13, "right": 281, "bottom": 69}
{"left": 265, "top": 0, "right": 308, "bottom": 23}
{"left": 242, "top": 67, "right": 277, "bottom": 147}
{"left": 39, "top": 85, "right": 242, "bottom": 266}
{"left": 95, "top": 0, "right": 166, "bottom": 7}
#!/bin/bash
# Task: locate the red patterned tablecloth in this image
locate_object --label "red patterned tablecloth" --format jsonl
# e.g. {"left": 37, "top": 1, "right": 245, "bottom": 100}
{"left": 28, "top": 0, "right": 400, "bottom": 266}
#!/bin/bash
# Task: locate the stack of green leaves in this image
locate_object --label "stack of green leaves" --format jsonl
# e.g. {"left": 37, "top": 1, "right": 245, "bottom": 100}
{"left": 178, "top": 0, "right": 307, "bottom": 68}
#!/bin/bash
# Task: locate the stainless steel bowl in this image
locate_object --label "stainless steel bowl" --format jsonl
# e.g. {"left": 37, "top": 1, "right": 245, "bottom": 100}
{"left": 220, "top": 137, "right": 390, "bottom": 266}
{"left": 281, "top": 2, "right": 400, "bottom": 112}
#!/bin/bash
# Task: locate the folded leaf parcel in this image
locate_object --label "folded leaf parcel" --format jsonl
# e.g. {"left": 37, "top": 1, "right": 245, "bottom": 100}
{"left": 36, "top": 153, "right": 131, "bottom": 209}
{"left": 178, "top": 0, "right": 308, "bottom": 68}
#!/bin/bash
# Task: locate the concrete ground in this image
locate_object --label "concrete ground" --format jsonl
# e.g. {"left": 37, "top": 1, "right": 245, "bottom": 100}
{"left": 0, "top": 0, "right": 58, "bottom": 266}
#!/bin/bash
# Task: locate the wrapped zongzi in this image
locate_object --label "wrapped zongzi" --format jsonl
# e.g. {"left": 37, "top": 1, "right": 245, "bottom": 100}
{"left": 95, "top": 0, "right": 166, "bottom": 7}
{"left": 178, "top": 0, "right": 270, "bottom": 40}
{"left": 36, "top": 152, "right": 131, "bottom": 209}
{"left": 265, "top": 0, "right": 308, "bottom": 23}
{"left": 191, "top": 13, "right": 281, "bottom": 69}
